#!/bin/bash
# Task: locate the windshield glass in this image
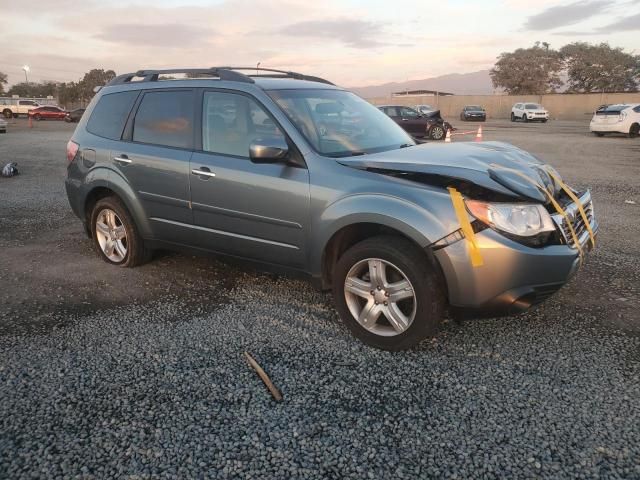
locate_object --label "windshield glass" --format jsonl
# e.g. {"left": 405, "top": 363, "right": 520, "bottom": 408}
{"left": 466, "top": 105, "right": 482, "bottom": 110}
{"left": 268, "top": 89, "right": 414, "bottom": 157}
{"left": 525, "top": 103, "right": 542, "bottom": 109}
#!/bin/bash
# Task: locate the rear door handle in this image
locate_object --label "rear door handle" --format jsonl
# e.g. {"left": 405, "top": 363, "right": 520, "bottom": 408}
{"left": 113, "top": 155, "right": 131, "bottom": 165}
{"left": 191, "top": 167, "right": 216, "bottom": 178}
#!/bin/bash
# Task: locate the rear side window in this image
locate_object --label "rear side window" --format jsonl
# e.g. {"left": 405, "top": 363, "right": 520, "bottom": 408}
{"left": 87, "top": 91, "right": 138, "bottom": 140}
{"left": 133, "top": 90, "right": 193, "bottom": 149}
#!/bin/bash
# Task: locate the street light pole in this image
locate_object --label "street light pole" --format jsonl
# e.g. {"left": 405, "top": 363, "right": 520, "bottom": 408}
{"left": 22, "top": 65, "right": 30, "bottom": 84}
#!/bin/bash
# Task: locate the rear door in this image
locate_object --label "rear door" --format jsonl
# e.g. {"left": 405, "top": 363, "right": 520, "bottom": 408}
{"left": 112, "top": 89, "right": 195, "bottom": 244}
{"left": 399, "top": 107, "right": 425, "bottom": 136}
{"left": 189, "top": 89, "right": 310, "bottom": 268}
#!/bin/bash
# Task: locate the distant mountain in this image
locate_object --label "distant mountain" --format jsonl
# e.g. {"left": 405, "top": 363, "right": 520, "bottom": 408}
{"left": 349, "top": 70, "right": 495, "bottom": 98}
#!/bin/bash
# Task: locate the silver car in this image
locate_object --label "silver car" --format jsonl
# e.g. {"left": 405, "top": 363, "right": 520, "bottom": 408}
{"left": 65, "top": 67, "right": 597, "bottom": 350}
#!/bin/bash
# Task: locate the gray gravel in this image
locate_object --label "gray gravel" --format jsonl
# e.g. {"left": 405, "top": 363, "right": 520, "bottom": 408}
{"left": 1, "top": 119, "right": 640, "bottom": 479}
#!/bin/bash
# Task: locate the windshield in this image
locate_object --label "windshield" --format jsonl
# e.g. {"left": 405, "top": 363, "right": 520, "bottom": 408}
{"left": 525, "top": 103, "right": 542, "bottom": 110}
{"left": 466, "top": 105, "right": 482, "bottom": 110}
{"left": 268, "top": 89, "right": 414, "bottom": 157}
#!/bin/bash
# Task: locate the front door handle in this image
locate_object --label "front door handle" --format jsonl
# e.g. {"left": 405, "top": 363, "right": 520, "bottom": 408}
{"left": 191, "top": 167, "right": 216, "bottom": 178}
{"left": 114, "top": 155, "right": 131, "bottom": 165}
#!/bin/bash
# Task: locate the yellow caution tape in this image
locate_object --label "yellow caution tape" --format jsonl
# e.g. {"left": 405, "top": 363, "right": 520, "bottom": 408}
{"left": 489, "top": 164, "right": 585, "bottom": 264}
{"left": 447, "top": 187, "right": 484, "bottom": 267}
{"left": 546, "top": 170, "right": 596, "bottom": 249}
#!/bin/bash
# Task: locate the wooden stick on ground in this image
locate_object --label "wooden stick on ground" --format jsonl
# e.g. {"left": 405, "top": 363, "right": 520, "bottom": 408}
{"left": 244, "top": 351, "right": 283, "bottom": 402}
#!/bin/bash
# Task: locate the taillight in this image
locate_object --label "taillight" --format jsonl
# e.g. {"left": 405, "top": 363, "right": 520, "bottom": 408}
{"left": 66, "top": 140, "right": 79, "bottom": 165}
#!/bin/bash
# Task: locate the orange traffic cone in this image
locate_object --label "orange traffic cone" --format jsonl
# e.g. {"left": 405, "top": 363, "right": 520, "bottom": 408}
{"left": 475, "top": 125, "right": 482, "bottom": 142}
{"left": 444, "top": 129, "right": 451, "bottom": 143}
{"left": 28, "top": 115, "right": 33, "bottom": 128}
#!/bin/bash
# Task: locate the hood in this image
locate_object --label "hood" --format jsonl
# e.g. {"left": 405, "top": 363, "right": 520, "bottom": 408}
{"left": 465, "top": 109, "right": 485, "bottom": 113}
{"left": 338, "top": 141, "right": 559, "bottom": 203}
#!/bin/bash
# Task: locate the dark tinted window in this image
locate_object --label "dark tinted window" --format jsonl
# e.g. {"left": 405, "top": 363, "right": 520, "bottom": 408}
{"left": 133, "top": 90, "right": 193, "bottom": 149}
{"left": 634, "top": 106, "right": 640, "bottom": 113}
{"left": 400, "top": 107, "right": 418, "bottom": 118}
{"left": 87, "top": 91, "right": 138, "bottom": 140}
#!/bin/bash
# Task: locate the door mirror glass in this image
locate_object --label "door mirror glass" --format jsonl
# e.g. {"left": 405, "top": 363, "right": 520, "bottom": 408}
{"left": 249, "top": 137, "right": 289, "bottom": 163}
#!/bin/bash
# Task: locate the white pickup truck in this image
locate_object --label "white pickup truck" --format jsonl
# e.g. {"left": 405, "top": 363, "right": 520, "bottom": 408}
{"left": 1, "top": 99, "right": 41, "bottom": 118}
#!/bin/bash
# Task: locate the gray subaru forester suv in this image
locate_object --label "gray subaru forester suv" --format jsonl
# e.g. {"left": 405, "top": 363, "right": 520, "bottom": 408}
{"left": 65, "top": 67, "right": 597, "bottom": 350}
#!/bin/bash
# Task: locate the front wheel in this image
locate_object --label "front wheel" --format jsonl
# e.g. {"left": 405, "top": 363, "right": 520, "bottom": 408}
{"left": 522, "top": 115, "right": 528, "bottom": 123}
{"left": 510, "top": 113, "right": 515, "bottom": 122}
{"left": 332, "top": 236, "right": 444, "bottom": 350}
{"left": 629, "top": 123, "right": 639, "bottom": 138}
{"left": 90, "top": 196, "right": 151, "bottom": 267}
{"left": 429, "top": 125, "right": 445, "bottom": 140}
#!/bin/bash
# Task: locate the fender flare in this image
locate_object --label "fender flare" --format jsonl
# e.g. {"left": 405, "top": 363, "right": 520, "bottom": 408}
{"left": 310, "top": 193, "right": 451, "bottom": 276}
{"left": 82, "top": 168, "right": 153, "bottom": 238}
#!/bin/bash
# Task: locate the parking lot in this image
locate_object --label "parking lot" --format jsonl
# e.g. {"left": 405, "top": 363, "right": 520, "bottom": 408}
{"left": 1, "top": 117, "right": 639, "bottom": 478}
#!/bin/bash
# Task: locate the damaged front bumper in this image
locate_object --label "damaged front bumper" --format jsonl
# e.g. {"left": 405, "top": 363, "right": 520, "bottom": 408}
{"left": 433, "top": 191, "right": 598, "bottom": 317}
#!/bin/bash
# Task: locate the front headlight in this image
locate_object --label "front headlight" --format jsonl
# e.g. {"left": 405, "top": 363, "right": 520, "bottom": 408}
{"left": 465, "top": 200, "right": 556, "bottom": 237}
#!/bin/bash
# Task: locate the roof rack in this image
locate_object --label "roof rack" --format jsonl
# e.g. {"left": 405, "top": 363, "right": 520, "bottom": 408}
{"left": 107, "top": 67, "right": 334, "bottom": 86}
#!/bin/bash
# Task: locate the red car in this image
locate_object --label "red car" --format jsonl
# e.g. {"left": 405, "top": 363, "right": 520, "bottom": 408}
{"left": 28, "top": 106, "right": 67, "bottom": 121}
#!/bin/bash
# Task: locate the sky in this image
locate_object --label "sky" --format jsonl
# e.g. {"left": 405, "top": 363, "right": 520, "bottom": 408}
{"left": 1, "top": 0, "right": 638, "bottom": 88}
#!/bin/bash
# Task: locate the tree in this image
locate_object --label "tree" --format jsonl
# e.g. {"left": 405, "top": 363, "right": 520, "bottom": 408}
{"left": 77, "top": 69, "right": 116, "bottom": 102}
{"left": 490, "top": 43, "right": 564, "bottom": 95}
{"left": 0, "top": 71, "right": 7, "bottom": 95}
{"left": 560, "top": 42, "right": 640, "bottom": 92}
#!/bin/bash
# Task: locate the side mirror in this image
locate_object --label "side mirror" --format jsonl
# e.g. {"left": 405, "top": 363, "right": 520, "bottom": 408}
{"left": 249, "top": 137, "right": 289, "bottom": 164}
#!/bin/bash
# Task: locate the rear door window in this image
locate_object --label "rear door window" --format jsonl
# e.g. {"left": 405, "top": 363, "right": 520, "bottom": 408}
{"left": 132, "top": 90, "right": 194, "bottom": 149}
{"left": 87, "top": 90, "right": 138, "bottom": 140}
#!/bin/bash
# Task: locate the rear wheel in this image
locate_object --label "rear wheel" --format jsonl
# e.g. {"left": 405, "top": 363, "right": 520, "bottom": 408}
{"left": 629, "top": 123, "right": 639, "bottom": 138}
{"left": 593, "top": 132, "right": 605, "bottom": 137}
{"left": 90, "top": 196, "right": 151, "bottom": 267}
{"left": 332, "top": 235, "right": 444, "bottom": 350}
{"left": 2, "top": 109, "right": 12, "bottom": 119}
{"left": 33, "top": 114, "right": 41, "bottom": 121}
{"left": 429, "top": 125, "right": 445, "bottom": 140}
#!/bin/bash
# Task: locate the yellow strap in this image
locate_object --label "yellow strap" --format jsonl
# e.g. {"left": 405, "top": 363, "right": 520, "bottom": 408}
{"left": 447, "top": 187, "right": 484, "bottom": 267}
{"left": 546, "top": 170, "right": 596, "bottom": 249}
{"left": 489, "top": 164, "right": 584, "bottom": 263}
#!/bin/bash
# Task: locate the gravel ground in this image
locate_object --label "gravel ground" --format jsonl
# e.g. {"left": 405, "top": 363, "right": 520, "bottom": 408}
{"left": 1, "top": 118, "right": 639, "bottom": 479}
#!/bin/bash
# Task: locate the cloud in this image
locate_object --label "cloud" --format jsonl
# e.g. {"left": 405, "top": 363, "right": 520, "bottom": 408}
{"left": 279, "top": 19, "right": 387, "bottom": 48}
{"left": 598, "top": 12, "right": 640, "bottom": 30}
{"left": 524, "top": 0, "right": 614, "bottom": 30}
{"left": 95, "top": 23, "right": 211, "bottom": 47}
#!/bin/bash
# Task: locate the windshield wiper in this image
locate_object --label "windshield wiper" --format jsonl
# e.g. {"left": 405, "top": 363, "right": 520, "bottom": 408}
{"left": 328, "top": 151, "right": 366, "bottom": 158}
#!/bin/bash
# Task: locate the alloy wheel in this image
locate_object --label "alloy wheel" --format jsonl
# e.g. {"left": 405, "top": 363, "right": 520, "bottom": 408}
{"left": 431, "top": 126, "right": 444, "bottom": 140}
{"left": 344, "top": 258, "right": 417, "bottom": 337}
{"left": 95, "top": 208, "right": 128, "bottom": 263}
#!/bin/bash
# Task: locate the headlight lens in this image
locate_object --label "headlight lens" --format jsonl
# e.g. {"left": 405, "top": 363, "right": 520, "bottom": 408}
{"left": 465, "top": 200, "right": 556, "bottom": 237}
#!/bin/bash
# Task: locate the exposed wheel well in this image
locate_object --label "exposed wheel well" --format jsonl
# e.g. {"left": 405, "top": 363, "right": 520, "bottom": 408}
{"left": 320, "top": 223, "right": 448, "bottom": 300}
{"left": 84, "top": 187, "right": 118, "bottom": 235}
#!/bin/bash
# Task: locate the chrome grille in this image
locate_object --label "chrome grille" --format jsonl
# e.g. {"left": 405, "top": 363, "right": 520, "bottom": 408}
{"left": 551, "top": 191, "right": 597, "bottom": 250}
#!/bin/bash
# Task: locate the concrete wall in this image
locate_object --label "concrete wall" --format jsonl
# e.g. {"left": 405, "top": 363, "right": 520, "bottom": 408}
{"left": 366, "top": 92, "right": 640, "bottom": 120}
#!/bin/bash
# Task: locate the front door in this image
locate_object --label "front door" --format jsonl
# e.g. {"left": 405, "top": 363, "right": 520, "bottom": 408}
{"left": 399, "top": 107, "right": 425, "bottom": 136}
{"left": 189, "top": 90, "right": 310, "bottom": 268}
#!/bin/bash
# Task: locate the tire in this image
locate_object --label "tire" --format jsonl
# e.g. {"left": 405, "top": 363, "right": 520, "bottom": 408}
{"left": 629, "top": 123, "right": 639, "bottom": 139}
{"left": 90, "top": 196, "right": 151, "bottom": 267}
{"left": 429, "top": 125, "right": 445, "bottom": 140}
{"left": 510, "top": 113, "right": 515, "bottom": 122}
{"left": 34, "top": 114, "right": 41, "bottom": 121}
{"left": 522, "top": 115, "right": 528, "bottom": 123}
{"left": 332, "top": 235, "right": 445, "bottom": 351}
{"left": 2, "top": 109, "right": 12, "bottom": 119}
{"left": 593, "top": 132, "right": 605, "bottom": 137}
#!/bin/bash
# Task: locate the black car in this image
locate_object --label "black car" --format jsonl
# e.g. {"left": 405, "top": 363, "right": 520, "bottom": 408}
{"left": 64, "top": 108, "right": 86, "bottom": 123}
{"left": 460, "top": 105, "right": 486, "bottom": 121}
{"left": 378, "top": 105, "right": 452, "bottom": 140}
